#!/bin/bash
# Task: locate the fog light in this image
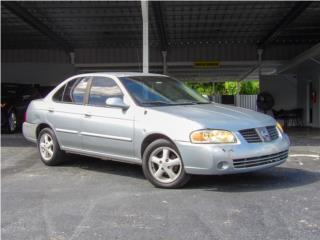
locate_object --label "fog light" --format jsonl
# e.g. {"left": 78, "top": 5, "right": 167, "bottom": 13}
{"left": 217, "top": 161, "right": 229, "bottom": 170}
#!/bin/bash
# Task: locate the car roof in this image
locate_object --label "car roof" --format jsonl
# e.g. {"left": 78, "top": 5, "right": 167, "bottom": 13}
{"left": 71, "top": 72, "right": 167, "bottom": 78}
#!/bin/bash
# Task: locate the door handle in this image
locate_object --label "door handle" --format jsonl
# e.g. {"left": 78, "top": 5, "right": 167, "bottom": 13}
{"left": 84, "top": 113, "right": 91, "bottom": 118}
{"left": 48, "top": 108, "right": 54, "bottom": 113}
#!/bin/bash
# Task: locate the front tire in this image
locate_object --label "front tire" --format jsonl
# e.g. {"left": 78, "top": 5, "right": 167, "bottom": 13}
{"left": 37, "top": 128, "right": 65, "bottom": 166}
{"left": 142, "top": 139, "right": 190, "bottom": 188}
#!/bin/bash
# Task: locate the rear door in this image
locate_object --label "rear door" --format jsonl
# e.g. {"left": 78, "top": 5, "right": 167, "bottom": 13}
{"left": 81, "top": 76, "right": 134, "bottom": 159}
{"left": 47, "top": 77, "right": 90, "bottom": 149}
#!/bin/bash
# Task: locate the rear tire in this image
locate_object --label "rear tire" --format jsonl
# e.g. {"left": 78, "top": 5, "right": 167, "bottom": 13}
{"left": 37, "top": 128, "right": 65, "bottom": 166}
{"left": 142, "top": 139, "right": 191, "bottom": 188}
{"left": 6, "top": 110, "right": 18, "bottom": 134}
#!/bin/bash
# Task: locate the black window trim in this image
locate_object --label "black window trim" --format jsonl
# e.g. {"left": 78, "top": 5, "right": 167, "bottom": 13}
{"left": 52, "top": 83, "right": 66, "bottom": 103}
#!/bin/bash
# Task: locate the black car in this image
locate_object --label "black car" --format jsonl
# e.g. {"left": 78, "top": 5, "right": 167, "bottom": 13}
{"left": 1, "top": 83, "right": 42, "bottom": 133}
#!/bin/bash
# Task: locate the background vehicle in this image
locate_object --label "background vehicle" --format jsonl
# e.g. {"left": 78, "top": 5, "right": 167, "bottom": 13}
{"left": 1, "top": 83, "right": 42, "bottom": 133}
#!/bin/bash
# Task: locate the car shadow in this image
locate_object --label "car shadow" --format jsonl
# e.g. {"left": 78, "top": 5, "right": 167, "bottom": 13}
{"left": 186, "top": 167, "right": 320, "bottom": 192}
{"left": 1, "top": 133, "right": 34, "bottom": 148}
{"left": 60, "top": 154, "right": 146, "bottom": 180}
{"left": 60, "top": 154, "right": 320, "bottom": 192}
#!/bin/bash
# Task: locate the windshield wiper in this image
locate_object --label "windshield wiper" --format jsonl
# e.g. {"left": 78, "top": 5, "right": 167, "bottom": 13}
{"left": 175, "top": 101, "right": 210, "bottom": 105}
{"left": 141, "top": 101, "right": 173, "bottom": 106}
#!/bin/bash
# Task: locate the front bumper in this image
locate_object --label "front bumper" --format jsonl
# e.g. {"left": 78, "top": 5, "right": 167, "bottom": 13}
{"left": 175, "top": 132, "right": 290, "bottom": 175}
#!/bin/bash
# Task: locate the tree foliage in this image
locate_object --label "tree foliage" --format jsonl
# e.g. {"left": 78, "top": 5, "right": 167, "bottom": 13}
{"left": 187, "top": 81, "right": 259, "bottom": 95}
{"left": 186, "top": 82, "right": 214, "bottom": 95}
{"left": 239, "top": 81, "right": 260, "bottom": 95}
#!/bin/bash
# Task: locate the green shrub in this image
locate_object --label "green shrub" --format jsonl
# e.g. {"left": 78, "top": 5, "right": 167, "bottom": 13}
{"left": 187, "top": 81, "right": 259, "bottom": 95}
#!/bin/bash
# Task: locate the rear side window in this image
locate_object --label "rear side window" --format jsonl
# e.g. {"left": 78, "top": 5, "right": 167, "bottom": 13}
{"left": 71, "top": 78, "right": 89, "bottom": 104}
{"left": 88, "top": 77, "right": 123, "bottom": 107}
{"left": 53, "top": 77, "right": 89, "bottom": 104}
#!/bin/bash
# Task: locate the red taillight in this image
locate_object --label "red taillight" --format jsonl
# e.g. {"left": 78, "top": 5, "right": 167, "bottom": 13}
{"left": 24, "top": 111, "right": 27, "bottom": 122}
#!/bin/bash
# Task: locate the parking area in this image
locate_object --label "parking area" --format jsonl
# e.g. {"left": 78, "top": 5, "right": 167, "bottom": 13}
{"left": 1, "top": 129, "right": 320, "bottom": 240}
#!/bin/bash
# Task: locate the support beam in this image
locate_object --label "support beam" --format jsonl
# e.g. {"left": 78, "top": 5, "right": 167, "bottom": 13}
{"left": 257, "top": 48, "right": 263, "bottom": 80}
{"left": 3, "top": 1, "right": 73, "bottom": 53}
{"left": 238, "top": 49, "right": 263, "bottom": 81}
{"left": 69, "top": 52, "right": 75, "bottom": 65}
{"left": 258, "top": 2, "right": 311, "bottom": 48}
{"left": 277, "top": 43, "right": 320, "bottom": 73}
{"left": 310, "top": 57, "right": 320, "bottom": 65}
{"left": 141, "top": 0, "right": 149, "bottom": 73}
{"left": 75, "top": 60, "right": 283, "bottom": 68}
{"left": 151, "top": 1, "right": 168, "bottom": 52}
{"left": 162, "top": 51, "right": 167, "bottom": 74}
{"left": 212, "top": 82, "right": 215, "bottom": 95}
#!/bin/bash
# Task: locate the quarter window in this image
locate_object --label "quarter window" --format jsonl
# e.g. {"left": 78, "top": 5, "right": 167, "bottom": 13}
{"left": 52, "top": 84, "right": 66, "bottom": 102}
{"left": 62, "top": 79, "right": 78, "bottom": 103}
{"left": 88, "top": 77, "right": 123, "bottom": 107}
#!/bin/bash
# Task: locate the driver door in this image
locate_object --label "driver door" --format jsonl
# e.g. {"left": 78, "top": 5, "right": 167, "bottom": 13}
{"left": 81, "top": 76, "right": 134, "bottom": 159}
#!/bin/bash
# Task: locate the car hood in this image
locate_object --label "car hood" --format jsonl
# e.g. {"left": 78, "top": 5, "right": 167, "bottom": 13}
{"left": 150, "top": 103, "right": 276, "bottom": 131}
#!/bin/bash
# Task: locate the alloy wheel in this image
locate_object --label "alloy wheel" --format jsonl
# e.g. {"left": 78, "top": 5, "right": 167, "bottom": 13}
{"left": 39, "top": 133, "right": 54, "bottom": 161}
{"left": 148, "top": 147, "right": 182, "bottom": 184}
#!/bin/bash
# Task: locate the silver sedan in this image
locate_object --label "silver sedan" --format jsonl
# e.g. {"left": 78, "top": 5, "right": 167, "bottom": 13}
{"left": 23, "top": 73, "right": 290, "bottom": 188}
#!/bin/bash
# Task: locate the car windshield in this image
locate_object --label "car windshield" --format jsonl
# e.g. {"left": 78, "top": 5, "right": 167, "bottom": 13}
{"left": 119, "top": 76, "right": 210, "bottom": 106}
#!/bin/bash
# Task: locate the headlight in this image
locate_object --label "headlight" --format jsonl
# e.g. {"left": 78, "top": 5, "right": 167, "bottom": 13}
{"left": 190, "top": 130, "right": 237, "bottom": 144}
{"left": 276, "top": 122, "right": 284, "bottom": 133}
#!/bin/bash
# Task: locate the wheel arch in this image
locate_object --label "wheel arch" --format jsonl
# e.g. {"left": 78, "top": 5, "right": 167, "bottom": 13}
{"left": 36, "top": 123, "right": 63, "bottom": 150}
{"left": 36, "top": 123, "right": 53, "bottom": 138}
{"left": 140, "top": 133, "right": 177, "bottom": 158}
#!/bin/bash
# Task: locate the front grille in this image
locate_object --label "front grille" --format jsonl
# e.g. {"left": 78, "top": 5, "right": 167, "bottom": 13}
{"left": 233, "top": 150, "right": 288, "bottom": 169}
{"left": 266, "top": 126, "right": 279, "bottom": 141}
{"left": 239, "top": 128, "right": 262, "bottom": 143}
{"left": 239, "top": 125, "right": 279, "bottom": 143}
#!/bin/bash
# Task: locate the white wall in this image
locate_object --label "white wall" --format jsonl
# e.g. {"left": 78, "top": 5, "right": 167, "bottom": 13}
{"left": 260, "top": 60, "right": 320, "bottom": 128}
{"left": 296, "top": 60, "right": 320, "bottom": 128}
{"left": 1, "top": 63, "right": 76, "bottom": 86}
{"left": 260, "top": 74, "right": 298, "bottom": 110}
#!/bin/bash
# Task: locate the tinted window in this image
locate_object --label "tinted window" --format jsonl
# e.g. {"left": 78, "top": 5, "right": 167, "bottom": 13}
{"left": 72, "top": 78, "right": 89, "bottom": 104}
{"left": 62, "top": 78, "right": 89, "bottom": 104}
{"left": 52, "top": 85, "right": 66, "bottom": 102}
{"left": 88, "top": 77, "right": 123, "bottom": 107}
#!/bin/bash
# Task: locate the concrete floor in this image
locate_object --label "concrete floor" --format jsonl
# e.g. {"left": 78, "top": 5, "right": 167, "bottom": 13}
{"left": 1, "top": 129, "right": 320, "bottom": 240}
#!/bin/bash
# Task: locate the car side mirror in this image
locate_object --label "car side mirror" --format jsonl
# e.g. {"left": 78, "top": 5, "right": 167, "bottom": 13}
{"left": 105, "top": 97, "right": 129, "bottom": 110}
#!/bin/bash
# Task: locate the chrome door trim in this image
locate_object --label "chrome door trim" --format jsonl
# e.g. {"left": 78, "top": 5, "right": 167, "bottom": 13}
{"left": 55, "top": 128, "right": 78, "bottom": 134}
{"left": 80, "top": 131, "right": 132, "bottom": 142}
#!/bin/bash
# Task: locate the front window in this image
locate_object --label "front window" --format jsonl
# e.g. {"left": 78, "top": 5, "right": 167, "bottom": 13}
{"left": 88, "top": 77, "right": 123, "bottom": 107}
{"left": 120, "top": 76, "right": 210, "bottom": 106}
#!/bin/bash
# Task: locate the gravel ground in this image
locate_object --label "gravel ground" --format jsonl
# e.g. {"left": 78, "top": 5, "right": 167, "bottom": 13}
{"left": 1, "top": 129, "right": 320, "bottom": 240}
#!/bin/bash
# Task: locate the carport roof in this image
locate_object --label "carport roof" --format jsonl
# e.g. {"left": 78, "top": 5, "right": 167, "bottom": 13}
{"left": 1, "top": 1, "right": 320, "bottom": 50}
